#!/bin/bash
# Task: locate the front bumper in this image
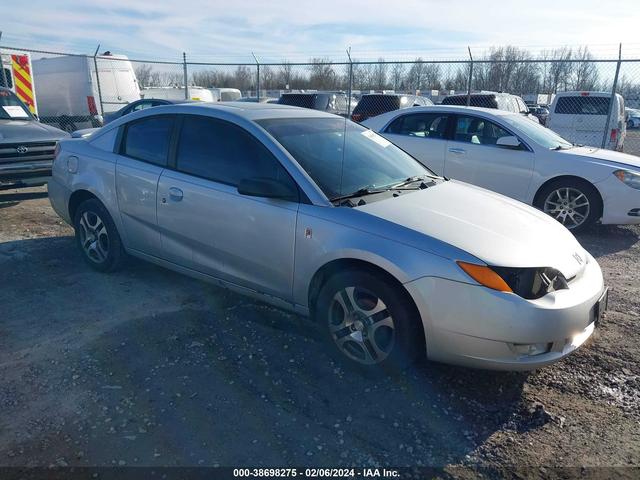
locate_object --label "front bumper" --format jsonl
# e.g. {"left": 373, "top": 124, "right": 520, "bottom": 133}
{"left": 0, "top": 160, "right": 52, "bottom": 185}
{"left": 594, "top": 174, "right": 640, "bottom": 225}
{"left": 404, "top": 253, "right": 605, "bottom": 370}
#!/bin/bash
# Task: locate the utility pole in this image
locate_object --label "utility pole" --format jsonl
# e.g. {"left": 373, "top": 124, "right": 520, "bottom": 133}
{"left": 346, "top": 47, "right": 353, "bottom": 118}
{"left": 252, "top": 52, "right": 260, "bottom": 101}
{"left": 602, "top": 43, "right": 622, "bottom": 149}
{"left": 183, "top": 52, "right": 189, "bottom": 100}
{"left": 93, "top": 45, "right": 104, "bottom": 119}
{"left": 466, "top": 46, "right": 474, "bottom": 106}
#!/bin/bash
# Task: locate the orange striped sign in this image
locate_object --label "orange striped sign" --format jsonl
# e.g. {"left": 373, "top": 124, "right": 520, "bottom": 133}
{"left": 11, "top": 55, "right": 36, "bottom": 114}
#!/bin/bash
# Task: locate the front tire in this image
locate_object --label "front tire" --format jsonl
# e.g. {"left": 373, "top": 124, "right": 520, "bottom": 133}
{"left": 535, "top": 179, "right": 601, "bottom": 233}
{"left": 73, "top": 198, "right": 125, "bottom": 272}
{"left": 315, "top": 270, "right": 424, "bottom": 372}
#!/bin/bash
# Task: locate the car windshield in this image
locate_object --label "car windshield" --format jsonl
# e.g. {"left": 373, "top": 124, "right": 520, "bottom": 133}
{"left": 500, "top": 113, "right": 573, "bottom": 149}
{"left": 258, "top": 117, "right": 434, "bottom": 200}
{"left": 0, "top": 89, "right": 32, "bottom": 120}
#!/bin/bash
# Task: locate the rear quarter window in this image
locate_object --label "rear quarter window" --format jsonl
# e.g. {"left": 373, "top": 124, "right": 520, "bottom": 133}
{"left": 122, "top": 116, "right": 174, "bottom": 166}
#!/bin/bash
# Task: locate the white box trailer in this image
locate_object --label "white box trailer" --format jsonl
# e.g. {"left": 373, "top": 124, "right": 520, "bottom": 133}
{"left": 0, "top": 50, "right": 38, "bottom": 115}
{"left": 32, "top": 53, "right": 140, "bottom": 132}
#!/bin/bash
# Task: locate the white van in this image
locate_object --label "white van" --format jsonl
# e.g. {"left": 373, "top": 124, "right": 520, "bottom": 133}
{"left": 547, "top": 91, "right": 626, "bottom": 151}
{"left": 141, "top": 86, "right": 215, "bottom": 102}
{"left": 32, "top": 53, "right": 140, "bottom": 132}
{"left": 210, "top": 87, "right": 242, "bottom": 102}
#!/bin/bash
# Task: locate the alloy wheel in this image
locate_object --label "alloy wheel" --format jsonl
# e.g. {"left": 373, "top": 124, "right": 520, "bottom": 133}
{"left": 543, "top": 187, "right": 590, "bottom": 230}
{"left": 78, "top": 211, "right": 110, "bottom": 263}
{"left": 328, "top": 286, "right": 395, "bottom": 365}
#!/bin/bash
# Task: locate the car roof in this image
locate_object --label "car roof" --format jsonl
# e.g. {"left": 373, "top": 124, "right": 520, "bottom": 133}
{"left": 406, "top": 105, "right": 515, "bottom": 116}
{"left": 116, "top": 101, "right": 340, "bottom": 122}
{"left": 360, "top": 105, "right": 518, "bottom": 130}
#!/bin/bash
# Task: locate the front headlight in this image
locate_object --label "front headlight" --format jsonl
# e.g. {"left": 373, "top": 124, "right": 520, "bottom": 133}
{"left": 457, "top": 262, "right": 569, "bottom": 299}
{"left": 613, "top": 169, "right": 640, "bottom": 190}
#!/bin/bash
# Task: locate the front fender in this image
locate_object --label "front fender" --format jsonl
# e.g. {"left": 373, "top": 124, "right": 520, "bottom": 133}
{"left": 292, "top": 205, "right": 473, "bottom": 308}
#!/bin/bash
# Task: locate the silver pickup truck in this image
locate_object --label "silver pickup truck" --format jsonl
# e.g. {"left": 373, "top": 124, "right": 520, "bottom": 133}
{"left": 0, "top": 87, "right": 68, "bottom": 187}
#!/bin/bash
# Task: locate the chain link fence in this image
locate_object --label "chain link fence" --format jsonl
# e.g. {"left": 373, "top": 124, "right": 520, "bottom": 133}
{"left": 1, "top": 44, "right": 640, "bottom": 155}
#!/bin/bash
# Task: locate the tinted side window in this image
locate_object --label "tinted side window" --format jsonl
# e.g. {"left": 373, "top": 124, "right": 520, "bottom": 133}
{"left": 555, "top": 96, "right": 610, "bottom": 115}
{"left": 176, "top": 115, "right": 295, "bottom": 189}
{"left": 454, "top": 115, "right": 512, "bottom": 146}
{"left": 123, "top": 116, "right": 174, "bottom": 166}
{"left": 386, "top": 113, "right": 449, "bottom": 139}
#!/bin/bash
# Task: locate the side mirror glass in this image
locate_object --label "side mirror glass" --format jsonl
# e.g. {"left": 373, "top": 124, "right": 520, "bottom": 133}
{"left": 496, "top": 135, "right": 522, "bottom": 149}
{"left": 237, "top": 177, "right": 298, "bottom": 202}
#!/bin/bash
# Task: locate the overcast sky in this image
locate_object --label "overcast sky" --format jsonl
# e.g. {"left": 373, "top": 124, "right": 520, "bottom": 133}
{"left": 2, "top": 0, "right": 640, "bottom": 61}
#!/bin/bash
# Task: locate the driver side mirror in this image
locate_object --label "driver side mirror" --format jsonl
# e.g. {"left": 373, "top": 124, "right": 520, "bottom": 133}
{"left": 496, "top": 135, "right": 522, "bottom": 150}
{"left": 237, "top": 177, "right": 298, "bottom": 202}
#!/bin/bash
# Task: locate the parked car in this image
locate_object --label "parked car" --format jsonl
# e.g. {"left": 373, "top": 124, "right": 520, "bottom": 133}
{"left": 547, "top": 91, "right": 626, "bottom": 151}
{"left": 48, "top": 103, "right": 606, "bottom": 371}
{"left": 362, "top": 105, "right": 640, "bottom": 232}
{"left": 442, "top": 92, "right": 539, "bottom": 123}
{"left": 141, "top": 87, "right": 215, "bottom": 103}
{"left": 528, "top": 105, "right": 550, "bottom": 126}
{"left": 351, "top": 94, "right": 432, "bottom": 123}
{"left": 103, "top": 98, "right": 196, "bottom": 124}
{"left": 0, "top": 87, "right": 68, "bottom": 187}
{"left": 278, "top": 92, "right": 355, "bottom": 117}
{"left": 625, "top": 107, "right": 640, "bottom": 129}
{"left": 32, "top": 52, "right": 140, "bottom": 132}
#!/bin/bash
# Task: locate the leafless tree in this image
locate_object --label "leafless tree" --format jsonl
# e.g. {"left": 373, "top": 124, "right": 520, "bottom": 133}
{"left": 390, "top": 63, "right": 405, "bottom": 91}
{"left": 372, "top": 58, "right": 388, "bottom": 90}
{"left": 134, "top": 64, "right": 153, "bottom": 89}
{"left": 309, "top": 58, "right": 336, "bottom": 90}
{"left": 572, "top": 46, "right": 599, "bottom": 91}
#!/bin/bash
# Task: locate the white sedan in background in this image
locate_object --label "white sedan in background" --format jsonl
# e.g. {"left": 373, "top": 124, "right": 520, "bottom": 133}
{"left": 363, "top": 106, "right": 640, "bottom": 232}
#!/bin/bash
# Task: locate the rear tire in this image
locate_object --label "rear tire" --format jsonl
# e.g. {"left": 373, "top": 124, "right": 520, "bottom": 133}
{"left": 535, "top": 178, "right": 602, "bottom": 233}
{"left": 315, "top": 270, "right": 424, "bottom": 373}
{"left": 73, "top": 199, "right": 125, "bottom": 272}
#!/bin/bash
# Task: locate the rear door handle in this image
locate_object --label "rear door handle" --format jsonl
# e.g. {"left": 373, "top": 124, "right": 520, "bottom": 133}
{"left": 448, "top": 147, "right": 466, "bottom": 154}
{"left": 168, "top": 187, "right": 183, "bottom": 201}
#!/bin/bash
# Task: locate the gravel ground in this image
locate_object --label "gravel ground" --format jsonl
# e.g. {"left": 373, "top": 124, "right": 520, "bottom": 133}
{"left": 0, "top": 186, "right": 639, "bottom": 476}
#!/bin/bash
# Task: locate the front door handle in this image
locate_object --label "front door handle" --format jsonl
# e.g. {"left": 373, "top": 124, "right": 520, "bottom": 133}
{"left": 168, "top": 187, "right": 183, "bottom": 201}
{"left": 448, "top": 147, "right": 466, "bottom": 154}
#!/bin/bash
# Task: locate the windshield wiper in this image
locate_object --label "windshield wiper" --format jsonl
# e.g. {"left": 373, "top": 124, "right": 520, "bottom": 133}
{"left": 330, "top": 187, "right": 391, "bottom": 203}
{"left": 330, "top": 179, "right": 433, "bottom": 204}
{"left": 390, "top": 175, "right": 436, "bottom": 188}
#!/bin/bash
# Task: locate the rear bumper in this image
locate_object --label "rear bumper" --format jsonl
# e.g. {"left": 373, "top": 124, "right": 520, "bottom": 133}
{"left": 404, "top": 253, "right": 605, "bottom": 371}
{"left": 47, "top": 176, "right": 73, "bottom": 224}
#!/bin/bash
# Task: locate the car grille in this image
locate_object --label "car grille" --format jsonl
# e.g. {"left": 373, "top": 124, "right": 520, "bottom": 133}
{"left": 0, "top": 141, "right": 57, "bottom": 164}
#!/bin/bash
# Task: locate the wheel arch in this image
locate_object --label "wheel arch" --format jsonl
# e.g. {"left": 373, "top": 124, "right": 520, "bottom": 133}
{"left": 307, "top": 258, "right": 427, "bottom": 360}
{"left": 533, "top": 175, "right": 604, "bottom": 218}
{"left": 308, "top": 258, "right": 421, "bottom": 319}
{"left": 68, "top": 189, "right": 100, "bottom": 222}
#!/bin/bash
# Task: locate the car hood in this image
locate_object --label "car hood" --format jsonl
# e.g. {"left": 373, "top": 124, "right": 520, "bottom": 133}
{"left": 0, "top": 119, "right": 68, "bottom": 142}
{"left": 559, "top": 146, "right": 640, "bottom": 170}
{"left": 356, "top": 181, "right": 588, "bottom": 279}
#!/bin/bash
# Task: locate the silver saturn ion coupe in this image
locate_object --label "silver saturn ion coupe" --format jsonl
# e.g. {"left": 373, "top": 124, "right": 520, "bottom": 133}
{"left": 48, "top": 103, "right": 608, "bottom": 371}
